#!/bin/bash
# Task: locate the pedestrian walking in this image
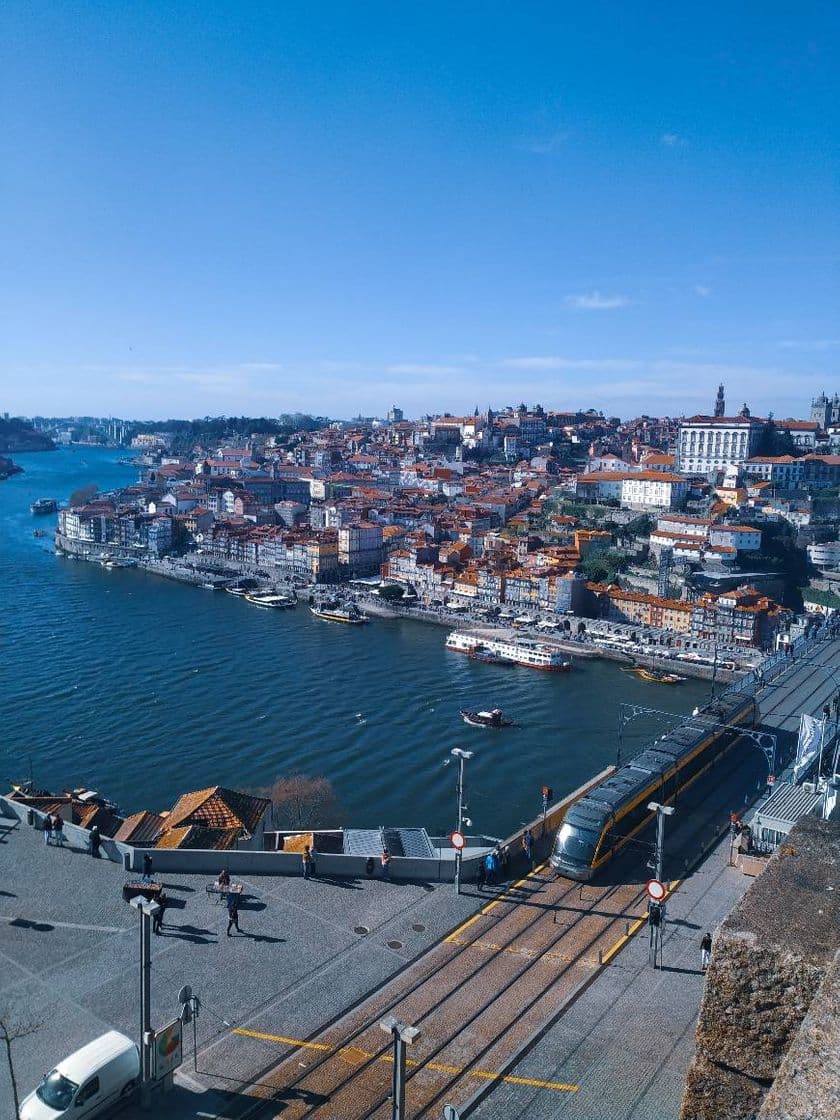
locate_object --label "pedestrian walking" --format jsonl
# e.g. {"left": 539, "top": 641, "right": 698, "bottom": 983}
{"left": 522, "top": 829, "right": 534, "bottom": 869}
{"left": 42, "top": 814, "right": 52, "bottom": 846}
{"left": 380, "top": 848, "right": 391, "bottom": 880}
{"left": 226, "top": 897, "right": 241, "bottom": 936}
{"left": 153, "top": 891, "right": 167, "bottom": 935}
{"left": 52, "top": 814, "right": 64, "bottom": 847}
{"left": 302, "top": 845, "right": 314, "bottom": 880}
{"left": 142, "top": 852, "right": 154, "bottom": 883}
{"left": 700, "top": 931, "right": 712, "bottom": 972}
{"left": 484, "top": 850, "right": 497, "bottom": 888}
{"left": 89, "top": 825, "right": 101, "bottom": 858}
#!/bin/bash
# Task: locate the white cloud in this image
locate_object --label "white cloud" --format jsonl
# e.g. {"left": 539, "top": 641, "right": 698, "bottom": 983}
{"left": 518, "top": 130, "right": 569, "bottom": 155}
{"left": 777, "top": 339, "right": 840, "bottom": 351}
{"left": 693, "top": 284, "right": 712, "bottom": 297}
{"left": 501, "top": 356, "right": 641, "bottom": 372}
{"left": 563, "top": 291, "right": 631, "bottom": 311}
{"left": 386, "top": 363, "right": 464, "bottom": 376}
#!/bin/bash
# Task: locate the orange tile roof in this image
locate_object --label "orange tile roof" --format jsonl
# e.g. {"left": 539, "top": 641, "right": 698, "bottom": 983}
{"left": 164, "top": 786, "right": 270, "bottom": 836}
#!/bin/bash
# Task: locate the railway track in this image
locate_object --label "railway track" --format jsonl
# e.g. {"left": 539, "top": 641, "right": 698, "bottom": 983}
{"left": 226, "top": 634, "right": 840, "bottom": 1119}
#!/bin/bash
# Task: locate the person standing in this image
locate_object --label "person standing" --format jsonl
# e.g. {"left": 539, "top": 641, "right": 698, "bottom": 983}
{"left": 484, "top": 850, "right": 497, "bottom": 888}
{"left": 153, "top": 891, "right": 167, "bottom": 935}
{"left": 476, "top": 860, "right": 486, "bottom": 891}
{"left": 89, "top": 825, "right": 101, "bottom": 858}
{"left": 700, "top": 931, "right": 712, "bottom": 972}
{"left": 142, "top": 852, "right": 154, "bottom": 883}
{"left": 380, "top": 848, "right": 391, "bottom": 880}
{"left": 522, "top": 829, "right": 534, "bottom": 869}
{"left": 227, "top": 897, "right": 241, "bottom": 936}
{"left": 302, "top": 845, "right": 314, "bottom": 880}
{"left": 52, "top": 814, "right": 64, "bottom": 847}
{"left": 43, "top": 814, "right": 52, "bottom": 845}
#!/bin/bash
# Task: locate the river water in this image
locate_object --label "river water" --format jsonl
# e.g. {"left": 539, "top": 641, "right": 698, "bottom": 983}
{"left": 1, "top": 447, "right": 709, "bottom": 837}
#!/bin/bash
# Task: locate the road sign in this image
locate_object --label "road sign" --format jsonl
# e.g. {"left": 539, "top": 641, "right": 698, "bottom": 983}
{"left": 646, "top": 878, "right": 666, "bottom": 902}
{"left": 450, "top": 830, "right": 466, "bottom": 850}
{"left": 152, "top": 1018, "right": 183, "bottom": 1080}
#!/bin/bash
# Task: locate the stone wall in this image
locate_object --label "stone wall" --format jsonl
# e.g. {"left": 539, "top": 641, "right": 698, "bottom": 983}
{"left": 758, "top": 953, "right": 840, "bottom": 1120}
{"left": 680, "top": 816, "right": 840, "bottom": 1120}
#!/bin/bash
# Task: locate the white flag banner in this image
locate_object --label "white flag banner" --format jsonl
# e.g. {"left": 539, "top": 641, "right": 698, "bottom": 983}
{"left": 793, "top": 713, "right": 824, "bottom": 782}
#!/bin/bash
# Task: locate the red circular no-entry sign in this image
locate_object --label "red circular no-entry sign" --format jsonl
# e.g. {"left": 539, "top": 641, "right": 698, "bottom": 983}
{"left": 450, "top": 831, "right": 466, "bottom": 850}
{"left": 646, "top": 878, "right": 667, "bottom": 902}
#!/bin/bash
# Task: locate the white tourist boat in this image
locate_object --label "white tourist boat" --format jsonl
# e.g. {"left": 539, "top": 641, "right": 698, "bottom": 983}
{"left": 446, "top": 631, "right": 572, "bottom": 672}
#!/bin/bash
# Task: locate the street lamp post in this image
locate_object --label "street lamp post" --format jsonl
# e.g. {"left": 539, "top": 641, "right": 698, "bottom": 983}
{"left": 647, "top": 801, "right": 674, "bottom": 969}
{"left": 380, "top": 1016, "right": 420, "bottom": 1120}
{"left": 129, "top": 895, "right": 161, "bottom": 1107}
{"left": 450, "top": 748, "right": 473, "bottom": 895}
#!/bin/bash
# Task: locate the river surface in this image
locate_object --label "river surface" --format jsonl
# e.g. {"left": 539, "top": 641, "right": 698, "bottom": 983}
{"left": 1, "top": 447, "right": 710, "bottom": 836}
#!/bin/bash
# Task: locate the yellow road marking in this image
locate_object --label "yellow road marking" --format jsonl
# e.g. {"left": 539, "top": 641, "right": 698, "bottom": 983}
{"left": 444, "top": 862, "right": 549, "bottom": 943}
{"left": 233, "top": 1028, "right": 331, "bottom": 1052}
{"left": 233, "top": 1027, "right": 578, "bottom": 1093}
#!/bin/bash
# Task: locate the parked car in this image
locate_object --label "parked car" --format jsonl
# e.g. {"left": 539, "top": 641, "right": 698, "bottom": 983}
{"left": 20, "top": 1031, "right": 140, "bottom": 1120}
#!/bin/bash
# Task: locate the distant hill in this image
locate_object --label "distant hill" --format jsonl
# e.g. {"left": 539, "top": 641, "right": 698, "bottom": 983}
{"left": 0, "top": 418, "right": 55, "bottom": 452}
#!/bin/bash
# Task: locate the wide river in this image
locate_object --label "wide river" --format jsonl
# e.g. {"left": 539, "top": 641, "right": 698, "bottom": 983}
{"left": 1, "top": 447, "right": 710, "bottom": 837}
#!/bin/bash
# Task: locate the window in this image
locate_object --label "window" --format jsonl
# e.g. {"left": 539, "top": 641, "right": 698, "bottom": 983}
{"left": 77, "top": 1077, "right": 100, "bottom": 1104}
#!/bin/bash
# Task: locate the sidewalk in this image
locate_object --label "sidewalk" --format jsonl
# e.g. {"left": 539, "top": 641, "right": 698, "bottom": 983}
{"left": 470, "top": 836, "right": 757, "bottom": 1120}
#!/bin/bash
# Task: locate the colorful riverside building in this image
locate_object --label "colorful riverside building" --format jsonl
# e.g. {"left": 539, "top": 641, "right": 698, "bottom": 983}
{"left": 589, "top": 582, "right": 791, "bottom": 649}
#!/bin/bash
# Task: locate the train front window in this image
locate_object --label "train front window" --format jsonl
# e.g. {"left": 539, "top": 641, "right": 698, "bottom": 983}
{"left": 556, "top": 822, "right": 600, "bottom": 863}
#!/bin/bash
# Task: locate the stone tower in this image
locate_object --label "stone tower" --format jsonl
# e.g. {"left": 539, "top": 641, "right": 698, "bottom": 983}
{"left": 714, "top": 383, "right": 725, "bottom": 418}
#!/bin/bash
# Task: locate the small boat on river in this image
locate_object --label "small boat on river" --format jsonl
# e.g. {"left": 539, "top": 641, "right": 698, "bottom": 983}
{"left": 460, "top": 708, "right": 513, "bottom": 728}
{"left": 31, "top": 498, "right": 58, "bottom": 515}
{"left": 310, "top": 601, "right": 370, "bottom": 624}
{"left": 622, "top": 666, "right": 685, "bottom": 684}
{"left": 246, "top": 592, "right": 296, "bottom": 609}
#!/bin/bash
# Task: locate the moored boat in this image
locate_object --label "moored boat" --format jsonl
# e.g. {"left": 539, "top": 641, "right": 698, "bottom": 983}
{"left": 447, "top": 631, "right": 571, "bottom": 671}
{"left": 460, "top": 708, "right": 513, "bottom": 728}
{"left": 31, "top": 498, "right": 58, "bottom": 515}
{"left": 310, "top": 601, "right": 370, "bottom": 624}
{"left": 246, "top": 592, "right": 296, "bottom": 609}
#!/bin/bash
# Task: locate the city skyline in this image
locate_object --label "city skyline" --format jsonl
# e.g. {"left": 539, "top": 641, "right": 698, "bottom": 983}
{"left": 2, "top": 3, "right": 837, "bottom": 419}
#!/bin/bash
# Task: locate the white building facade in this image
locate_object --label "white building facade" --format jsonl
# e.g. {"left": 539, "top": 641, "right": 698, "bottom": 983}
{"left": 676, "top": 416, "right": 766, "bottom": 474}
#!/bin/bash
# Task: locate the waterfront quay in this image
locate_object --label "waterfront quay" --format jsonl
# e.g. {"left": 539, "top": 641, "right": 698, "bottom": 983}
{"left": 3, "top": 633, "right": 838, "bottom": 1119}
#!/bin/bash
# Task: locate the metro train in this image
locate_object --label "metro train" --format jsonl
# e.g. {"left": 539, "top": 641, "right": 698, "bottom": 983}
{"left": 550, "top": 691, "right": 758, "bottom": 881}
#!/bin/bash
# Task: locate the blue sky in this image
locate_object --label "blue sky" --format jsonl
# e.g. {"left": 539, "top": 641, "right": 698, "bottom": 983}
{"left": 1, "top": 2, "right": 837, "bottom": 420}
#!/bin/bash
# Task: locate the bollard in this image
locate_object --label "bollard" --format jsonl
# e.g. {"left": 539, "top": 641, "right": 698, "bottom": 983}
{"left": 625, "top": 921, "right": 630, "bottom": 936}
{"left": 598, "top": 949, "right": 603, "bottom": 965}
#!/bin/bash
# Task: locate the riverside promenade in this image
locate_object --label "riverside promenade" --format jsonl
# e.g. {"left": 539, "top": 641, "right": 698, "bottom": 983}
{"left": 2, "top": 632, "right": 838, "bottom": 1120}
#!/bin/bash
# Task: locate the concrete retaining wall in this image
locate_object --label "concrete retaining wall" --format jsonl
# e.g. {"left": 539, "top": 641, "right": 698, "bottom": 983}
{"left": 1, "top": 770, "right": 612, "bottom": 884}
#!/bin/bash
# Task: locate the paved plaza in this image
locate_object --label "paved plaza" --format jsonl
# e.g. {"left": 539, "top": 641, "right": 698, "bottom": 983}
{"left": 0, "top": 819, "right": 476, "bottom": 1118}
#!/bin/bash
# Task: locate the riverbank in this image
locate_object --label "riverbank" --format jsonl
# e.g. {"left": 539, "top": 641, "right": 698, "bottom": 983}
{"left": 54, "top": 535, "right": 745, "bottom": 685}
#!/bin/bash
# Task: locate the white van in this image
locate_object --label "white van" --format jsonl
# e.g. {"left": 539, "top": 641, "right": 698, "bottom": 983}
{"left": 20, "top": 1031, "right": 139, "bottom": 1119}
